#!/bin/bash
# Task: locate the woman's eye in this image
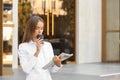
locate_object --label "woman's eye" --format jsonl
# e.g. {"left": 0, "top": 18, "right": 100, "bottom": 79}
{"left": 35, "top": 26, "right": 44, "bottom": 30}
{"left": 35, "top": 27, "right": 40, "bottom": 30}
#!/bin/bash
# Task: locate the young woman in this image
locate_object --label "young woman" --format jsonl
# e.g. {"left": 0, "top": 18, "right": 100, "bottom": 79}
{"left": 18, "top": 15, "right": 62, "bottom": 80}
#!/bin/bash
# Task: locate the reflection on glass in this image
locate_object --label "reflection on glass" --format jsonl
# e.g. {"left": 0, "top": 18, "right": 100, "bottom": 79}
{"left": 107, "top": 32, "right": 120, "bottom": 61}
{"left": 3, "top": 27, "right": 12, "bottom": 40}
{"left": 3, "top": 27, "right": 13, "bottom": 65}
{"left": 3, "top": 0, "right": 13, "bottom": 75}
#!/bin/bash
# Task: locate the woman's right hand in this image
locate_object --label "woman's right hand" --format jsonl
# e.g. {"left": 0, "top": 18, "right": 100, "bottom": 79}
{"left": 34, "top": 39, "right": 43, "bottom": 57}
{"left": 36, "top": 38, "right": 43, "bottom": 51}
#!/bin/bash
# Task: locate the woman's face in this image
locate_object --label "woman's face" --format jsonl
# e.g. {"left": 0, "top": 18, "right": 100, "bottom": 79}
{"left": 33, "top": 21, "right": 44, "bottom": 40}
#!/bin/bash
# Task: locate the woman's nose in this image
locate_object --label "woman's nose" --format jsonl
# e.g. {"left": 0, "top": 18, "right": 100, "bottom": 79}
{"left": 38, "top": 30, "right": 41, "bottom": 33}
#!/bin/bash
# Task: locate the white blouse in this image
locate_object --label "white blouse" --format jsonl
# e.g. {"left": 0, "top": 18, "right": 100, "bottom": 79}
{"left": 18, "top": 40, "right": 61, "bottom": 80}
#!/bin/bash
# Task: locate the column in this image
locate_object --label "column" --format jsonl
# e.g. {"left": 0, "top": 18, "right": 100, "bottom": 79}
{"left": 12, "top": 0, "right": 18, "bottom": 69}
{"left": 76, "top": 0, "right": 102, "bottom": 63}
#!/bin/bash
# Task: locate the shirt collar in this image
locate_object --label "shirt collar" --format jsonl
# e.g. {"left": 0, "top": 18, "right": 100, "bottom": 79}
{"left": 28, "top": 40, "right": 36, "bottom": 44}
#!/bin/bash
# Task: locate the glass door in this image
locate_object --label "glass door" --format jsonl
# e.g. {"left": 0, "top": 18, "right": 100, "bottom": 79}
{"left": 18, "top": 0, "right": 76, "bottom": 64}
{"left": 102, "top": 0, "right": 120, "bottom": 62}
{"left": 3, "top": 0, "right": 13, "bottom": 75}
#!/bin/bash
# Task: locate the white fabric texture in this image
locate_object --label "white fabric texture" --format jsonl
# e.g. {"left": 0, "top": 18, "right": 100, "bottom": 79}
{"left": 18, "top": 40, "right": 62, "bottom": 80}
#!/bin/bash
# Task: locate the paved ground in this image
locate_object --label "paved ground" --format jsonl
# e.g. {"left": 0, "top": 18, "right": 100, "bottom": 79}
{"left": 0, "top": 63, "right": 120, "bottom": 80}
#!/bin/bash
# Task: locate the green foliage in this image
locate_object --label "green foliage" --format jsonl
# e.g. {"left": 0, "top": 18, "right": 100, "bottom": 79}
{"left": 62, "top": 0, "right": 75, "bottom": 34}
{"left": 18, "top": 1, "right": 31, "bottom": 31}
{"left": 18, "top": 1, "right": 31, "bottom": 44}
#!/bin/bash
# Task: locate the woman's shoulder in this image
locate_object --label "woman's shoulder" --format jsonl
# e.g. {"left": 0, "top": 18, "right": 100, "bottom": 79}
{"left": 19, "top": 42, "right": 28, "bottom": 45}
{"left": 19, "top": 42, "right": 28, "bottom": 48}
{"left": 44, "top": 41, "right": 52, "bottom": 46}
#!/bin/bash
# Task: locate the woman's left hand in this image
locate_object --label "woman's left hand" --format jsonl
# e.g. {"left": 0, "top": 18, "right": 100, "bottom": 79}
{"left": 53, "top": 56, "right": 62, "bottom": 67}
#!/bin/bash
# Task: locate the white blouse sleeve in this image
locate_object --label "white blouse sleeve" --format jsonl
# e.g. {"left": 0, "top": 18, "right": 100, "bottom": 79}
{"left": 18, "top": 43, "right": 38, "bottom": 74}
{"left": 50, "top": 64, "right": 63, "bottom": 73}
